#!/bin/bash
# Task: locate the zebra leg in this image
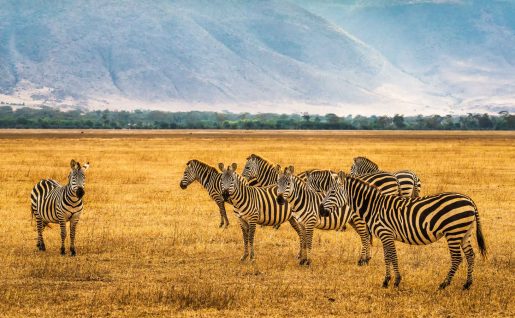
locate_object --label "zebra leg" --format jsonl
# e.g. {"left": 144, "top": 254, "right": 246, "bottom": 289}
{"left": 439, "top": 237, "right": 463, "bottom": 289}
{"left": 35, "top": 215, "right": 46, "bottom": 251}
{"left": 248, "top": 222, "right": 257, "bottom": 261}
{"left": 59, "top": 220, "right": 67, "bottom": 256}
{"left": 380, "top": 236, "right": 393, "bottom": 288}
{"left": 462, "top": 239, "right": 475, "bottom": 290}
{"left": 350, "top": 215, "right": 371, "bottom": 266}
{"left": 302, "top": 226, "right": 314, "bottom": 266}
{"left": 238, "top": 218, "right": 249, "bottom": 261}
{"left": 217, "top": 201, "right": 229, "bottom": 229}
{"left": 288, "top": 218, "right": 303, "bottom": 259}
{"left": 69, "top": 217, "right": 79, "bottom": 256}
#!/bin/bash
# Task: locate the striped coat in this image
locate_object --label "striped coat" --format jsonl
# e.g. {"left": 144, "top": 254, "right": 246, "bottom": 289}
{"left": 321, "top": 175, "right": 487, "bottom": 289}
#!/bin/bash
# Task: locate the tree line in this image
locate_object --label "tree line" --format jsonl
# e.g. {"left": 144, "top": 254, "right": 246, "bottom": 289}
{"left": 0, "top": 106, "right": 513, "bottom": 130}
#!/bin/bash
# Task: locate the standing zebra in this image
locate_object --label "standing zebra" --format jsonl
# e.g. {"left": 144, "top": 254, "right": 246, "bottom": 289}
{"left": 219, "top": 163, "right": 303, "bottom": 262}
{"left": 308, "top": 170, "right": 401, "bottom": 265}
{"left": 30, "top": 160, "right": 89, "bottom": 256}
{"left": 180, "top": 160, "right": 230, "bottom": 228}
{"left": 277, "top": 165, "right": 352, "bottom": 265}
{"left": 320, "top": 174, "right": 487, "bottom": 289}
{"left": 278, "top": 166, "right": 400, "bottom": 266}
{"left": 350, "top": 156, "right": 421, "bottom": 197}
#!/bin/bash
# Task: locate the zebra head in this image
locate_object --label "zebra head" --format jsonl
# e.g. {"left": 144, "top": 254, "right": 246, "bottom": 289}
{"left": 320, "top": 171, "right": 348, "bottom": 217}
{"left": 180, "top": 160, "right": 197, "bottom": 189}
{"left": 242, "top": 155, "right": 259, "bottom": 184}
{"left": 68, "top": 160, "right": 88, "bottom": 199}
{"left": 276, "top": 165, "right": 294, "bottom": 205}
{"left": 219, "top": 162, "right": 238, "bottom": 202}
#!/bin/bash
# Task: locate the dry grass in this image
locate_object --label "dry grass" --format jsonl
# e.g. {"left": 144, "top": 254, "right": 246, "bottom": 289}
{"left": 0, "top": 130, "right": 513, "bottom": 317}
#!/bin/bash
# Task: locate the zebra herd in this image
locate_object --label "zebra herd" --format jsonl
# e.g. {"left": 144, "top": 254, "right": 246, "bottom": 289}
{"left": 181, "top": 154, "right": 487, "bottom": 290}
{"left": 28, "top": 156, "right": 486, "bottom": 290}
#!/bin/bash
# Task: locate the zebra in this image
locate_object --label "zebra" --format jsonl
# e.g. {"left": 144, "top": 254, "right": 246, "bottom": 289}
{"left": 180, "top": 159, "right": 230, "bottom": 228}
{"left": 219, "top": 163, "right": 303, "bottom": 262}
{"left": 276, "top": 165, "right": 355, "bottom": 265}
{"left": 242, "top": 153, "right": 313, "bottom": 230}
{"left": 350, "top": 156, "right": 421, "bottom": 197}
{"left": 309, "top": 169, "right": 402, "bottom": 265}
{"left": 320, "top": 174, "right": 487, "bottom": 289}
{"left": 30, "top": 160, "right": 89, "bottom": 256}
{"left": 278, "top": 166, "right": 400, "bottom": 266}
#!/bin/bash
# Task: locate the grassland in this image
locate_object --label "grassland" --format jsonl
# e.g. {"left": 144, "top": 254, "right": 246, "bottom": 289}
{"left": 0, "top": 130, "right": 513, "bottom": 317}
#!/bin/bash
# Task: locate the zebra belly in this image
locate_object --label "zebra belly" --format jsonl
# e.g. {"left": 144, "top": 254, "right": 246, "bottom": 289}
{"left": 316, "top": 213, "right": 345, "bottom": 230}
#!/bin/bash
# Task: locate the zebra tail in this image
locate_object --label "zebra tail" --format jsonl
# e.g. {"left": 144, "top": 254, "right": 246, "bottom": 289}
{"left": 474, "top": 204, "right": 487, "bottom": 258}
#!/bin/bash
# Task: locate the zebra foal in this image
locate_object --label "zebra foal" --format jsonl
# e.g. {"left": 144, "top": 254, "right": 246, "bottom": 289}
{"left": 30, "top": 160, "right": 89, "bottom": 256}
{"left": 320, "top": 174, "right": 487, "bottom": 289}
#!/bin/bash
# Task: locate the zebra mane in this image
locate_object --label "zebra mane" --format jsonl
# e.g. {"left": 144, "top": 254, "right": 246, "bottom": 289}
{"left": 353, "top": 156, "right": 379, "bottom": 169}
{"left": 248, "top": 153, "right": 274, "bottom": 167}
{"left": 188, "top": 159, "right": 221, "bottom": 174}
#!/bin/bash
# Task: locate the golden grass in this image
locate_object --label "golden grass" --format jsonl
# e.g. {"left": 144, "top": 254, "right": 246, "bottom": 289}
{"left": 0, "top": 130, "right": 513, "bottom": 317}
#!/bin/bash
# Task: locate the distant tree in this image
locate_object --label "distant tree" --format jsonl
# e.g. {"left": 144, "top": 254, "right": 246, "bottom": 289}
{"left": 393, "top": 114, "right": 405, "bottom": 129}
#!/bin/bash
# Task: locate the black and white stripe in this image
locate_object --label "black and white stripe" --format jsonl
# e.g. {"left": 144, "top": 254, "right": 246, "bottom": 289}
{"left": 320, "top": 175, "right": 487, "bottom": 289}
{"left": 276, "top": 166, "right": 353, "bottom": 265}
{"left": 180, "top": 159, "right": 230, "bottom": 228}
{"left": 219, "top": 163, "right": 302, "bottom": 262}
{"left": 350, "top": 156, "right": 421, "bottom": 198}
{"left": 30, "top": 160, "right": 89, "bottom": 256}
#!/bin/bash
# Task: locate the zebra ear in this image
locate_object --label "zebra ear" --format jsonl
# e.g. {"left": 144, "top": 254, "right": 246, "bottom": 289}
{"left": 82, "top": 162, "right": 90, "bottom": 171}
{"left": 338, "top": 171, "right": 347, "bottom": 181}
{"left": 218, "top": 163, "right": 224, "bottom": 171}
{"left": 70, "top": 159, "right": 77, "bottom": 169}
{"left": 275, "top": 164, "right": 281, "bottom": 174}
{"left": 288, "top": 165, "right": 294, "bottom": 174}
{"left": 231, "top": 163, "right": 237, "bottom": 171}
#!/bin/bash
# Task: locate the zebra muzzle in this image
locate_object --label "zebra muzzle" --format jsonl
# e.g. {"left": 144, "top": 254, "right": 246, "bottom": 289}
{"left": 76, "top": 187, "right": 85, "bottom": 198}
{"left": 180, "top": 182, "right": 187, "bottom": 189}
{"left": 222, "top": 190, "right": 230, "bottom": 201}
{"left": 319, "top": 204, "right": 330, "bottom": 217}
{"left": 276, "top": 195, "right": 285, "bottom": 205}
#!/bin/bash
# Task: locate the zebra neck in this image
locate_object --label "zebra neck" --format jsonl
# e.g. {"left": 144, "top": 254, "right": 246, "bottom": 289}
{"left": 287, "top": 177, "right": 312, "bottom": 212}
{"left": 229, "top": 179, "right": 248, "bottom": 209}
{"left": 196, "top": 167, "right": 216, "bottom": 189}
{"left": 64, "top": 185, "right": 82, "bottom": 203}
{"left": 257, "top": 163, "right": 277, "bottom": 186}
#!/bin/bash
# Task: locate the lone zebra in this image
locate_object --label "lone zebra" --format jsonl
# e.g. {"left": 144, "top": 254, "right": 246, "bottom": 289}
{"left": 30, "top": 160, "right": 89, "bottom": 256}
{"left": 219, "top": 163, "right": 303, "bottom": 262}
{"left": 180, "top": 159, "right": 230, "bottom": 228}
{"left": 350, "top": 156, "right": 421, "bottom": 197}
{"left": 320, "top": 174, "right": 487, "bottom": 289}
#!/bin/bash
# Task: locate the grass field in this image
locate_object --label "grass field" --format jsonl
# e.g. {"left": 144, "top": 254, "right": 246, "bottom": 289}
{"left": 0, "top": 130, "right": 513, "bottom": 317}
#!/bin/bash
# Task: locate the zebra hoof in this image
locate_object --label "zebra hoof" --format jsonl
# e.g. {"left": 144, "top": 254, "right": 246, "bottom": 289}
{"left": 357, "top": 259, "right": 368, "bottom": 266}
{"left": 70, "top": 248, "right": 76, "bottom": 257}
{"left": 37, "top": 242, "right": 46, "bottom": 251}
{"left": 463, "top": 281, "right": 472, "bottom": 290}
{"left": 394, "top": 276, "right": 402, "bottom": 288}
{"left": 382, "top": 276, "right": 391, "bottom": 288}
{"left": 60, "top": 247, "right": 66, "bottom": 256}
{"left": 438, "top": 281, "right": 450, "bottom": 290}
{"left": 240, "top": 254, "right": 249, "bottom": 262}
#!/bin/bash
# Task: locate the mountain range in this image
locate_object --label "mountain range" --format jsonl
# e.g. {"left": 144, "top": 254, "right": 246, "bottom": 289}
{"left": 0, "top": 0, "right": 513, "bottom": 115}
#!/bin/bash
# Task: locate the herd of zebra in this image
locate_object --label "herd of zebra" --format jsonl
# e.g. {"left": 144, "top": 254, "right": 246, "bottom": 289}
{"left": 27, "top": 156, "right": 486, "bottom": 291}
{"left": 180, "top": 155, "right": 487, "bottom": 290}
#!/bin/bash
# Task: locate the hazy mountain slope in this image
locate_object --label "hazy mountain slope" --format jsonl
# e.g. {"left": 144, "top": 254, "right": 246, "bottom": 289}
{"left": 297, "top": 0, "right": 515, "bottom": 113}
{"left": 0, "top": 0, "right": 487, "bottom": 114}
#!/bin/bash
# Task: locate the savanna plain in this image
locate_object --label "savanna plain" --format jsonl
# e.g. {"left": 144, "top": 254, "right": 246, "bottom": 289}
{"left": 0, "top": 130, "right": 513, "bottom": 317}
